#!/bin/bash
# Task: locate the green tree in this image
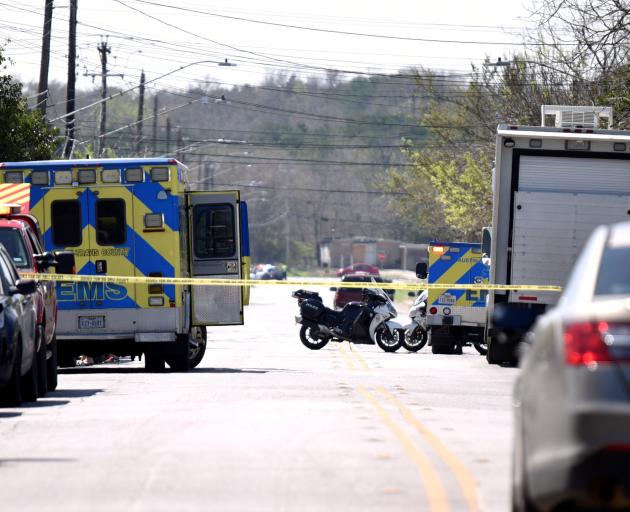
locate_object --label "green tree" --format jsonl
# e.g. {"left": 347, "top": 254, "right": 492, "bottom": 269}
{"left": 0, "top": 49, "right": 58, "bottom": 161}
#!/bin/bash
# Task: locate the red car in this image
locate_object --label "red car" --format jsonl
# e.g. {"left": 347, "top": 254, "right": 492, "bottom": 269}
{"left": 336, "top": 263, "right": 380, "bottom": 277}
{"left": 331, "top": 273, "right": 394, "bottom": 310}
{"left": 0, "top": 209, "right": 74, "bottom": 395}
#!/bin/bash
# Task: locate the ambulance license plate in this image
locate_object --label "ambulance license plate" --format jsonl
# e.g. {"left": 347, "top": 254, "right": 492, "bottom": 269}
{"left": 79, "top": 316, "right": 105, "bottom": 329}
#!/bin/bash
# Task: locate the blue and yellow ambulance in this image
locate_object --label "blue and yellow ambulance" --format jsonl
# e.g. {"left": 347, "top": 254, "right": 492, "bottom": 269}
{"left": 0, "top": 158, "right": 249, "bottom": 371}
{"left": 426, "top": 241, "right": 489, "bottom": 354}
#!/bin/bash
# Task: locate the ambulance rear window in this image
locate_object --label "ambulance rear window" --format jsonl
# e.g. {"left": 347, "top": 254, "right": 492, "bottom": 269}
{"left": 51, "top": 200, "right": 81, "bottom": 246}
{"left": 96, "top": 199, "right": 126, "bottom": 245}
{"left": 193, "top": 204, "right": 235, "bottom": 259}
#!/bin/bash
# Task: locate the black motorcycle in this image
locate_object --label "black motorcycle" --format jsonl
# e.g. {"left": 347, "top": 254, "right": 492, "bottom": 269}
{"left": 292, "top": 288, "right": 403, "bottom": 353}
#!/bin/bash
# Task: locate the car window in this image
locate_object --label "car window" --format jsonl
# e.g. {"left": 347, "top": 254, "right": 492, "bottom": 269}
{"left": 51, "top": 200, "right": 82, "bottom": 246}
{"left": 0, "top": 250, "right": 19, "bottom": 286}
{"left": 0, "top": 228, "right": 31, "bottom": 269}
{"left": 594, "top": 245, "right": 630, "bottom": 295}
{"left": 96, "top": 199, "right": 126, "bottom": 246}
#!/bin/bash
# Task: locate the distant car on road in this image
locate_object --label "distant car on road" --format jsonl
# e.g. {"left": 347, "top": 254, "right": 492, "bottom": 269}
{"left": 331, "top": 273, "right": 394, "bottom": 310}
{"left": 0, "top": 244, "right": 38, "bottom": 407}
{"left": 513, "top": 221, "right": 630, "bottom": 511}
{"left": 336, "top": 263, "right": 380, "bottom": 277}
{"left": 252, "top": 264, "right": 286, "bottom": 280}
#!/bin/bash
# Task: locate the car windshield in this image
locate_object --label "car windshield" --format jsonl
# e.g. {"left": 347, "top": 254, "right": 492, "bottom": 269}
{"left": 0, "top": 228, "right": 30, "bottom": 269}
{"left": 594, "top": 245, "right": 630, "bottom": 296}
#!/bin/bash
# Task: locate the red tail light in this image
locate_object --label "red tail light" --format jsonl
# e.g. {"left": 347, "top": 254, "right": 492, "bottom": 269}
{"left": 564, "top": 321, "right": 612, "bottom": 366}
{"left": 429, "top": 306, "right": 438, "bottom": 315}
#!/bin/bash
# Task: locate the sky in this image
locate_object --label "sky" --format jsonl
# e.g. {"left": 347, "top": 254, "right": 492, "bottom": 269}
{"left": 0, "top": 0, "right": 537, "bottom": 94}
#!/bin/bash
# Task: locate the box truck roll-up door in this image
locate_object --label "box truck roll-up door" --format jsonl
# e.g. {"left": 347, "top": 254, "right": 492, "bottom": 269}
{"left": 510, "top": 155, "right": 630, "bottom": 304}
{"left": 188, "top": 191, "right": 243, "bottom": 326}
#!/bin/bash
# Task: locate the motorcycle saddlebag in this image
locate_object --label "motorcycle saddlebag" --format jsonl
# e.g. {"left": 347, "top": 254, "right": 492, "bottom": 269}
{"left": 300, "top": 299, "right": 325, "bottom": 321}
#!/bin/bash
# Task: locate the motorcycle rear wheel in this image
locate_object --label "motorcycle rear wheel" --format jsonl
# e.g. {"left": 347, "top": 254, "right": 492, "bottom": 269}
{"left": 402, "top": 326, "right": 428, "bottom": 352}
{"left": 299, "top": 325, "right": 331, "bottom": 350}
{"left": 375, "top": 328, "right": 402, "bottom": 353}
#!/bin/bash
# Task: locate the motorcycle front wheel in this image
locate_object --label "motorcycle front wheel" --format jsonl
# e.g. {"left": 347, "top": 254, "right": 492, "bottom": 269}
{"left": 402, "top": 325, "right": 428, "bottom": 352}
{"left": 299, "top": 325, "right": 331, "bottom": 350}
{"left": 375, "top": 328, "right": 402, "bottom": 353}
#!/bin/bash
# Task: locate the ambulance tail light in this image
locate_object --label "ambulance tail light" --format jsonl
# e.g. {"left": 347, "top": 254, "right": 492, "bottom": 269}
{"left": 148, "top": 272, "right": 163, "bottom": 294}
{"left": 429, "top": 306, "right": 438, "bottom": 315}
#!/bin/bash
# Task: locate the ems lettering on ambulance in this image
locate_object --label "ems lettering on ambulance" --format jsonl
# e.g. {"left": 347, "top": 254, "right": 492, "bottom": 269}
{"left": 427, "top": 242, "right": 489, "bottom": 313}
{"left": 27, "top": 161, "right": 181, "bottom": 312}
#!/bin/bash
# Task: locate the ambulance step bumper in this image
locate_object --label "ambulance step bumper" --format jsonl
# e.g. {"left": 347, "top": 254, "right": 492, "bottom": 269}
{"left": 135, "top": 332, "right": 177, "bottom": 343}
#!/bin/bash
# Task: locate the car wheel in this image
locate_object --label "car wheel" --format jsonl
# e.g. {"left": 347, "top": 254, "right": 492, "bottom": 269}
{"left": 299, "top": 325, "right": 330, "bottom": 350}
{"left": 512, "top": 417, "right": 538, "bottom": 511}
{"left": 36, "top": 326, "right": 48, "bottom": 397}
{"left": 21, "top": 341, "right": 39, "bottom": 402}
{"left": 167, "top": 335, "right": 191, "bottom": 372}
{"left": 0, "top": 339, "right": 22, "bottom": 407}
{"left": 47, "top": 335, "right": 58, "bottom": 391}
{"left": 375, "top": 328, "right": 401, "bottom": 352}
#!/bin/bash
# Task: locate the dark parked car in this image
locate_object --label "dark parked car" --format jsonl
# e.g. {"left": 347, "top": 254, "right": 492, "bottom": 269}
{"left": 253, "top": 264, "right": 286, "bottom": 280}
{"left": 513, "top": 221, "right": 630, "bottom": 511}
{"left": 0, "top": 210, "right": 74, "bottom": 394}
{"left": 0, "top": 244, "right": 38, "bottom": 407}
{"left": 331, "top": 273, "right": 394, "bottom": 310}
{"left": 336, "top": 263, "right": 380, "bottom": 277}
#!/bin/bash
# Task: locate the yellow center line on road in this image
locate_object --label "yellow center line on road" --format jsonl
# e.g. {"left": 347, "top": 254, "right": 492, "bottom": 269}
{"left": 347, "top": 344, "right": 370, "bottom": 371}
{"left": 338, "top": 343, "right": 357, "bottom": 372}
{"left": 358, "top": 385, "right": 451, "bottom": 512}
{"left": 377, "top": 387, "right": 480, "bottom": 512}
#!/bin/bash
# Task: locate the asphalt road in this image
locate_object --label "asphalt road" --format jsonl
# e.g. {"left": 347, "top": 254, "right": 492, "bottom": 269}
{"left": 0, "top": 282, "right": 518, "bottom": 512}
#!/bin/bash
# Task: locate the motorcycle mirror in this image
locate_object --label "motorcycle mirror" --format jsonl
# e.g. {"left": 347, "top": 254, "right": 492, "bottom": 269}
{"left": 415, "top": 262, "right": 428, "bottom": 279}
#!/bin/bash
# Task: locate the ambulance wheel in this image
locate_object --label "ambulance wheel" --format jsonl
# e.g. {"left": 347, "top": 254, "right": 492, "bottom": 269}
{"left": 474, "top": 342, "right": 487, "bottom": 355}
{"left": 375, "top": 328, "right": 401, "bottom": 353}
{"left": 299, "top": 325, "right": 330, "bottom": 350}
{"left": 187, "top": 327, "right": 207, "bottom": 369}
{"left": 145, "top": 353, "right": 165, "bottom": 372}
{"left": 166, "top": 335, "right": 190, "bottom": 372}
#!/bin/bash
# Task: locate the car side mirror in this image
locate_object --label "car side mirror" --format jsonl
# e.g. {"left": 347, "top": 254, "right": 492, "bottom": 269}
{"left": 53, "top": 251, "right": 76, "bottom": 274}
{"left": 34, "top": 251, "right": 57, "bottom": 269}
{"left": 415, "top": 262, "right": 428, "bottom": 279}
{"left": 13, "top": 279, "right": 37, "bottom": 295}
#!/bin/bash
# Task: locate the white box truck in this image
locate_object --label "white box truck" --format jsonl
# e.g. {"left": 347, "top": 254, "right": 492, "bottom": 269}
{"left": 485, "top": 105, "right": 630, "bottom": 364}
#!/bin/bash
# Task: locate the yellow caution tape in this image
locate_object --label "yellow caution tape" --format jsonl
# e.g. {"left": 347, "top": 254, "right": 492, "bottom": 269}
{"left": 19, "top": 272, "right": 563, "bottom": 292}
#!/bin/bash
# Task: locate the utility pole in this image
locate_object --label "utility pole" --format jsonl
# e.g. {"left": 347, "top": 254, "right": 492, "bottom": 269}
{"left": 37, "top": 0, "right": 54, "bottom": 118}
{"left": 151, "top": 94, "right": 158, "bottom": 155}
{"left": 135, "top": 70, "right": 145, "bottom": 154}
{"left": 63, "top": 0, "right": 77, "bottom": 158}
{"left": 165, "top": 116, "right": 171, "bottom": 154}
{"left": 176, "top": 126, "right": 183, "bottom": 163}
{"left": 85, "top": 40, "right": 122, "bottom": 155}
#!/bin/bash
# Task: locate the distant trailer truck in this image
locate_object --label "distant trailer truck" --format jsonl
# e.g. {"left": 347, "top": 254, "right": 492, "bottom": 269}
{"left": 485, "top": 105, "right": 630, "bottom": 364}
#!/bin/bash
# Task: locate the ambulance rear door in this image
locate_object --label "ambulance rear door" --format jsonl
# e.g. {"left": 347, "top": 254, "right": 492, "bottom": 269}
{"left": 45, "top": 184, "right": 137, "bottom": 328}
{"left": 188, "top": 191, "right": 243, "bottom": 325}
